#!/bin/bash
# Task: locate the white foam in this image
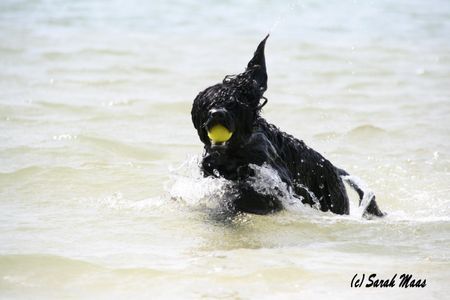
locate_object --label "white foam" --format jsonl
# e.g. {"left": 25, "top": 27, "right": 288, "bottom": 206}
{"left": 167, "top": 155, "right": 234, "bottom": 211}
{"left": 167, "top": 158, "right": 320, "bottom": 215}
{"left": 246, "top": 163, "right": 320, "bottom": 214}
{"left": 341, "top": 174, "right": 376, "bottom": 218}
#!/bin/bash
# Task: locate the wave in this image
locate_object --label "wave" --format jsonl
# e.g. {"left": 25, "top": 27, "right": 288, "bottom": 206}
{"left": 348, "top": 124, "right": 385, "bottom": 133}
{"left": 79, "top": 135, "right": 167, "bottom": 160}
{"left": 46, "top": 66, "right": 168, "bottom": 76}
{"left": 0, "top": 254, "right": 101, "bottom": 273}
{"left": 346, "top": 124, "right": 386, "bottom": 137}
{"left": 42, "top": 48, "right": 133, "bottom": 60}
{"left": 35, "top": 100, "right": 101, "bottom": 115}
{"left": 0, "top": 254, "right": 177, "bottom": 294}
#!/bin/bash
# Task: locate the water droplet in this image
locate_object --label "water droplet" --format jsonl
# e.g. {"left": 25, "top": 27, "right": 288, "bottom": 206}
{"left": 415, "top": 68, "right": 425, "bottom": 75}
{"left": 433, "top": 151, "right": 439, "bottom": 160}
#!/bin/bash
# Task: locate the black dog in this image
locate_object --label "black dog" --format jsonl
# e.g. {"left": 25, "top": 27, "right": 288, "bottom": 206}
{"left": 191, "top": 35, "right": 384, "bottom": 217}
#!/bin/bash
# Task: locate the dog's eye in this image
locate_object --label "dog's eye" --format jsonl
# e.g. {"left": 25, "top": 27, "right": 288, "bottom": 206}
{"left": 226, "top": 99, "right": 238, "bottom": 109}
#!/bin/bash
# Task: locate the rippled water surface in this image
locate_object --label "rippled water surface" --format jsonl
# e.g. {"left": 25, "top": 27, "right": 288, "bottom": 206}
{"left": 1, "top": 0, "right": 450, "bottom": 299}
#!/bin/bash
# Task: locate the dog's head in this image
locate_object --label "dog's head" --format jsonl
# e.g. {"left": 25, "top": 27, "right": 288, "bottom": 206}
{"left": 191, "top": 35, "right": 269, "bottom": 150}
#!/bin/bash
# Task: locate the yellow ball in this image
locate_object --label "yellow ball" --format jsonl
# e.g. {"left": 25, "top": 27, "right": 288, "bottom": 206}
{"left": 207, "top": 124, "right": 233, "bottom": 143}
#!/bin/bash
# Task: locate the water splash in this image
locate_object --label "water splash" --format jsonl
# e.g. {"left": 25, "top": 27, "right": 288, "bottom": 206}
{"left": 246, "top": 163, "right": 320, "bottom": 213}
{"left": 167, "top": 157, "right": 319, "bottom": 216}
{"left": 269, "top": 0, "right": 302, "bottom": 34}
{"left": 341, "top": 174, "right": 378, "bottom": 218}
{"left": 167, "top": 157, "right": 450, "bottom": 223}
{"left": 167, "top": 156, "right": 235, "bottom": 212}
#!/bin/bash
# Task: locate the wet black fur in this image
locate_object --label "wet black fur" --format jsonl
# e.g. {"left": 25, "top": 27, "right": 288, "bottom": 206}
{"left": 191, "top": 35, "right": 384, "bottom": 217}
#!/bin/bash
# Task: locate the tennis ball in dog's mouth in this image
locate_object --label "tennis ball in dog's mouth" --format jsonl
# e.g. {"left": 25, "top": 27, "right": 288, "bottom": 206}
{"left": 207, "top": 124, "right": 233, "bottom": 143}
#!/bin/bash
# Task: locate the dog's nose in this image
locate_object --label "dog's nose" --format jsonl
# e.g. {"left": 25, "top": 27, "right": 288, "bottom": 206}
{"left": 208, "top": 108, "right": 228, "bottom": 120}
{"left": 205, "top": 108, "right": 235, "bottom": 134}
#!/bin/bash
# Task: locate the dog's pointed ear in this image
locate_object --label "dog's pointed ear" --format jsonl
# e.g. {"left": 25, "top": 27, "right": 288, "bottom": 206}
{"left": 246, "top": 34, "right": 269, "bottom": 93}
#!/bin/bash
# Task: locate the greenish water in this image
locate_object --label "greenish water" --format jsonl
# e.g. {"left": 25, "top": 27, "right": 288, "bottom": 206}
{"left": 1, "top": 0, "right": 449, "bottom": 299}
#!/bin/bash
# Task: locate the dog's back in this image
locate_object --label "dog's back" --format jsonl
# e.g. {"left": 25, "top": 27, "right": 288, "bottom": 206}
{"left": 254, "top": 118, "right": 350, "bottom": 214}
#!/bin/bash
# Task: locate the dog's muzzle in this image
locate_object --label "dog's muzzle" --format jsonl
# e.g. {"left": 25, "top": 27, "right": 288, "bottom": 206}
{"left": 204, "top": 108, "right": 235, "bottom": 147}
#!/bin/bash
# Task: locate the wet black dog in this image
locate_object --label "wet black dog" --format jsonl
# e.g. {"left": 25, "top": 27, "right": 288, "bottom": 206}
{"left": 191, "top": 35, "right": 384, "bottom": 217}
